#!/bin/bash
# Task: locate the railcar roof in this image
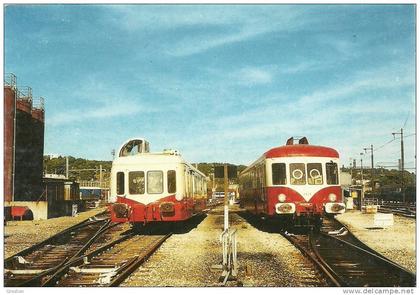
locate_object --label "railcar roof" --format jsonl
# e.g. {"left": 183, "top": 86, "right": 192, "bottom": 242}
{"left": 112, "top": 153, "right": 206, "bottom": 177}
{"left": 240, "top": 144, "right": 339, "bottom": 176}
{"left": 264, "top": 144, "right": 339, "bottom": 158}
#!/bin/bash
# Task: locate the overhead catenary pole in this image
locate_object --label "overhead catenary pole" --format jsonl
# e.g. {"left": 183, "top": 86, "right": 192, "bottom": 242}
{"left": 392, "top": 128, "right": 405, "bottom": 203}
{"left": 360, "top": 157, "right": 364, "bottom": 208}
{"left": 224, "top": 164, "right": 229, "bottom": 231}
{"left": 371, "top": 145, "right": 374, "bottom": 192}
{"left": 363, "top": 145, "right": 374, "bottom": 195}
{"left": 66, "top": 156, "right": 69, "bottom": 179}
{"left": 401, "top": 128, "right": 405, "bottom": 203}
{"left": 99, "top": 164, "right": 103, "bottom": 187}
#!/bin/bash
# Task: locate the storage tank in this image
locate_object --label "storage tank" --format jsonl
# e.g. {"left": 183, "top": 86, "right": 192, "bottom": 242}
{"left": 4, "top": 74, "right": 16, "bottom": 202}
{"left": 4, "top": 77, "right": 45, "bottom": 202}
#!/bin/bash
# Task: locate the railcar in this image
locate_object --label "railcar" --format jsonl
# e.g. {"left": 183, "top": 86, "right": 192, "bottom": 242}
{"left": 109, "top": 138, "right": 207, "bottom": 227}
{"left": 239, "top": 137, "right": 345, "bottom": 227}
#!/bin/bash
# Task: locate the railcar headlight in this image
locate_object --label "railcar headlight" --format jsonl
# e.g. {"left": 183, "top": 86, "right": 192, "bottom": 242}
{"left": 278, "top": 194, "right": 286, "bottom": 202}
{"left": 328, "top": 193, "right": 337, "bottom": 202}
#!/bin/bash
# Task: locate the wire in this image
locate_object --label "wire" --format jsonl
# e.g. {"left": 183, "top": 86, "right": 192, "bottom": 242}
{"left": 403, "top": 111, "right": 410, "bottom": 129}
{"left": 374, "top": 138, "right": 396, "bottom": 152}
{"left": 404, "top": 133, "right": 416, "bottom": 138}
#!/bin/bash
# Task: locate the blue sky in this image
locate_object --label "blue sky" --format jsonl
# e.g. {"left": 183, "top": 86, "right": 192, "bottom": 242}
{"left": 5, "top": 4, "right": 416, "bottom": 169}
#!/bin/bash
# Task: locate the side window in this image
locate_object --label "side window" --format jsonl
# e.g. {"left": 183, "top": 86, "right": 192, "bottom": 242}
{"left": 168, "top": 170, "right": 176, "bottom": 193}
{"left": 326, "top": 162, "right": 339, "bottom": 185}
{"left": 307, "top": 163, "right": 323, "bottom": 185}
{"left": 117, "top": 172, "right": 125, "bottom": 195}
{"left": 129, "top": 171, "right": 145, "bottom": 194}
{"left": 290, "top": 163, "right": 306, "bottom": 185}
{"left": 147, "top": 171, "right": 163, "bottom": 194}
{"left": 272, "top": 163, "right": 286, "bottom": 185}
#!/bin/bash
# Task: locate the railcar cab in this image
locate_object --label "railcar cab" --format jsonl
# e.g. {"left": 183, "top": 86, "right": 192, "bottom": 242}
{"left": 266, "top": 137, "right": 345, "bottom": 217}
{"left": 109, "top": 138, "right": 207, "bottom": 226}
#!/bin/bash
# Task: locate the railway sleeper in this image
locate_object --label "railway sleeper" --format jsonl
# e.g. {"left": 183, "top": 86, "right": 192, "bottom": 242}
{"left": 69, "top": 267, "right": 118, "bottom": 274}
{"left": 5, "top": 269, "right": 47, "bottom": 275}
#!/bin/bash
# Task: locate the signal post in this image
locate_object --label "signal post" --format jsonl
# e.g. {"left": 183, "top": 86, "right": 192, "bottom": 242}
{"left": 212, "top": 164, "right": 238, "bottom": 285}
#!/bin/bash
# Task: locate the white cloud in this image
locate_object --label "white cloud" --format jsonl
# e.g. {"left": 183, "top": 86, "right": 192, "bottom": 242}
{"left": 233, "top": 67, "right": 273, "bottom": 85}
{"left": 106, "top": 5, "right": 242, "bottom": 31}
{"left": 297, "top": 63, "right": 414, "bottom": 106}
{"left": 48, "top": 101, "right": 148, "bottom": 126}
{"left": 105, "top": 5, "right": 312, "bottom": 57}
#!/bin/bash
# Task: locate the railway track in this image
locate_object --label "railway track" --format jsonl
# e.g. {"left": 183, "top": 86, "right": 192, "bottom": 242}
{"left": 282, "top": 217, "right": 416, "bottom": 287}
{"left": 378, "top": 204, "right": 416, "bottom": 219}
{"left": 4, "top": 210, "right": 113, "bottom": 287}
{"left": 50, "top": 233, "right": 171, "bottom": 287}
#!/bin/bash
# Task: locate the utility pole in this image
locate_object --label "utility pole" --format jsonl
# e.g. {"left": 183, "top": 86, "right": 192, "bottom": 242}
{"left": 363, "top": 145, "right": 374, "bottom": 195}
{"left": 99, "top": 164, "right": 103, "bottom": 187}
{"left": 66, "top": 156, "right": 69, "bottom": 179}
{"left": 224, "top": 164, "right": 229, "bottom": 231}
{"left": 392, "top": 128, "right": 405, "bottom": 203}
{"left": 360, "top": 156, "right": 364, "bottom": 208}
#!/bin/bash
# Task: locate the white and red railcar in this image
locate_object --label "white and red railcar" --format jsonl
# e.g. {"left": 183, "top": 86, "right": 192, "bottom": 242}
{"left": 239, "top": 137, "right": 345, "bottom": 226}
{"left": 109, "top": 138, "right": 207, "bottom": 226}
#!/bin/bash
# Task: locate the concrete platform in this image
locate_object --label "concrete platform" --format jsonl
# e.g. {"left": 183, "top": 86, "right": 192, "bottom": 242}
{"left": 335, "top": 210, "right": 415, "bottom": 273}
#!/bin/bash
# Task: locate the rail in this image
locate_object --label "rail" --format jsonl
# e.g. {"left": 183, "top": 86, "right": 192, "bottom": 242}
{"left": 4, "top": 210, "right": 111, "bottom": 287}
{"left": 49, "top": 233, "right": 172, "bottom": 287}
{"left": 311, "top": 233, "right": 415, "bottom": 286}
{"left": 281, "top": 216, "right": 415, "bottom": 287}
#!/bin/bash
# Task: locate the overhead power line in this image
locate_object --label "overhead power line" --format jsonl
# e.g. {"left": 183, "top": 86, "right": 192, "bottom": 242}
{"left": 374, "top": 138, "right": 396, "bottom": 152}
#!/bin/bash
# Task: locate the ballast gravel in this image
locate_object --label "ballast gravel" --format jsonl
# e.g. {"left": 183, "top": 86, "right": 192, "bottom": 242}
{"left": 336, "top": 211, "right": 416, "bottom": 273}
{"left": 4, "top": 207, "right": 107, "bottom": 258}
{"left": 122, "top": 206, "right": 328, "bottom": 287}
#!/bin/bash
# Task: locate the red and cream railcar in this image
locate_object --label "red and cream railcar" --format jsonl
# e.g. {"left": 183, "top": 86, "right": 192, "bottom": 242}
{"left": 109, "top": 138, "right": 207, "bottom": 226}
{"left": 239, "top": 137, "right": 345, "bottom": 226}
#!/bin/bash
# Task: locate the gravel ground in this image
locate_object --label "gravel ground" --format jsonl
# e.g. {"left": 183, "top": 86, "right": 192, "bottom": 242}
{"left": 335, "top": 210, "right": 416, "bottom": 273}
{"left": 3, "top": 206, "right": 107, "bottom": 259}
{"left": 122, "top": 205, "right": 327, "bottom": 287}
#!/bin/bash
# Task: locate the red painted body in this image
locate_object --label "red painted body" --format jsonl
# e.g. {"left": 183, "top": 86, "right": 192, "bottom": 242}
{"left": 265, "top": 186, "right": 342, "bottom": 216}
{"left": 239, "top": 141, "right": 343, "bottom": 224}
{"left": 110, "top": 194, "right": 207, "bottom": 223}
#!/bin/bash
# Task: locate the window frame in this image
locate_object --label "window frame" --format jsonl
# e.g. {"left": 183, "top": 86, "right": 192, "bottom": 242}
{"left": 272, "top": 163, "right": 287, "bottom": 185}
{"left": 167, "top": 170, "right": 177, "bottom": 194}
{"left": 147, "top": 170, "right": 164, "bottom": 194}
{"left": 128, "top": 171, "right": 145, "bottom": 195}
{"left": 116, "top": 172, "right": 125, "bottom": 195}
{"left": 326, "top": 162, "right": 339, "bottom": 185}
{"left": 307, "top": 163, "right": 324, "bottom": 185}
{"left": 289, "top": 163, "right": 307, "bottom": 185}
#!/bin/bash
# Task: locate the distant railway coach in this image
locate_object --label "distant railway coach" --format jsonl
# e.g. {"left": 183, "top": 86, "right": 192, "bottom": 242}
{"left": 239, "top": 137, "right": 345, "bottom": 227}
{"left": 109, "top": 138, "right": 207, "bottom": 227}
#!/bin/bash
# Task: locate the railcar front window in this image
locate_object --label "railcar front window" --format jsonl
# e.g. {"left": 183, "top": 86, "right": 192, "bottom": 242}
{"left": 272, "top": 163, "right": 286, "bottom": 185}
{"left": 290, "top": 163, "right": 306, "bottom": 185}
{"left": 307, "top": 163, "right": 323, "bottom": 185}
{"left": 129, "top": 171, "right": 145, "bottom": 194}
{"left": 326, "top": 162, "right": 339, "bottom": 185}
{"left": 168, "top": 170, "right": 176, "bottom": 193}
{"left": 117, "top": 172, "right": 125, "bottom": 195}
{"left": 148, "top": 171, "right": 163, "bottom": 194}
